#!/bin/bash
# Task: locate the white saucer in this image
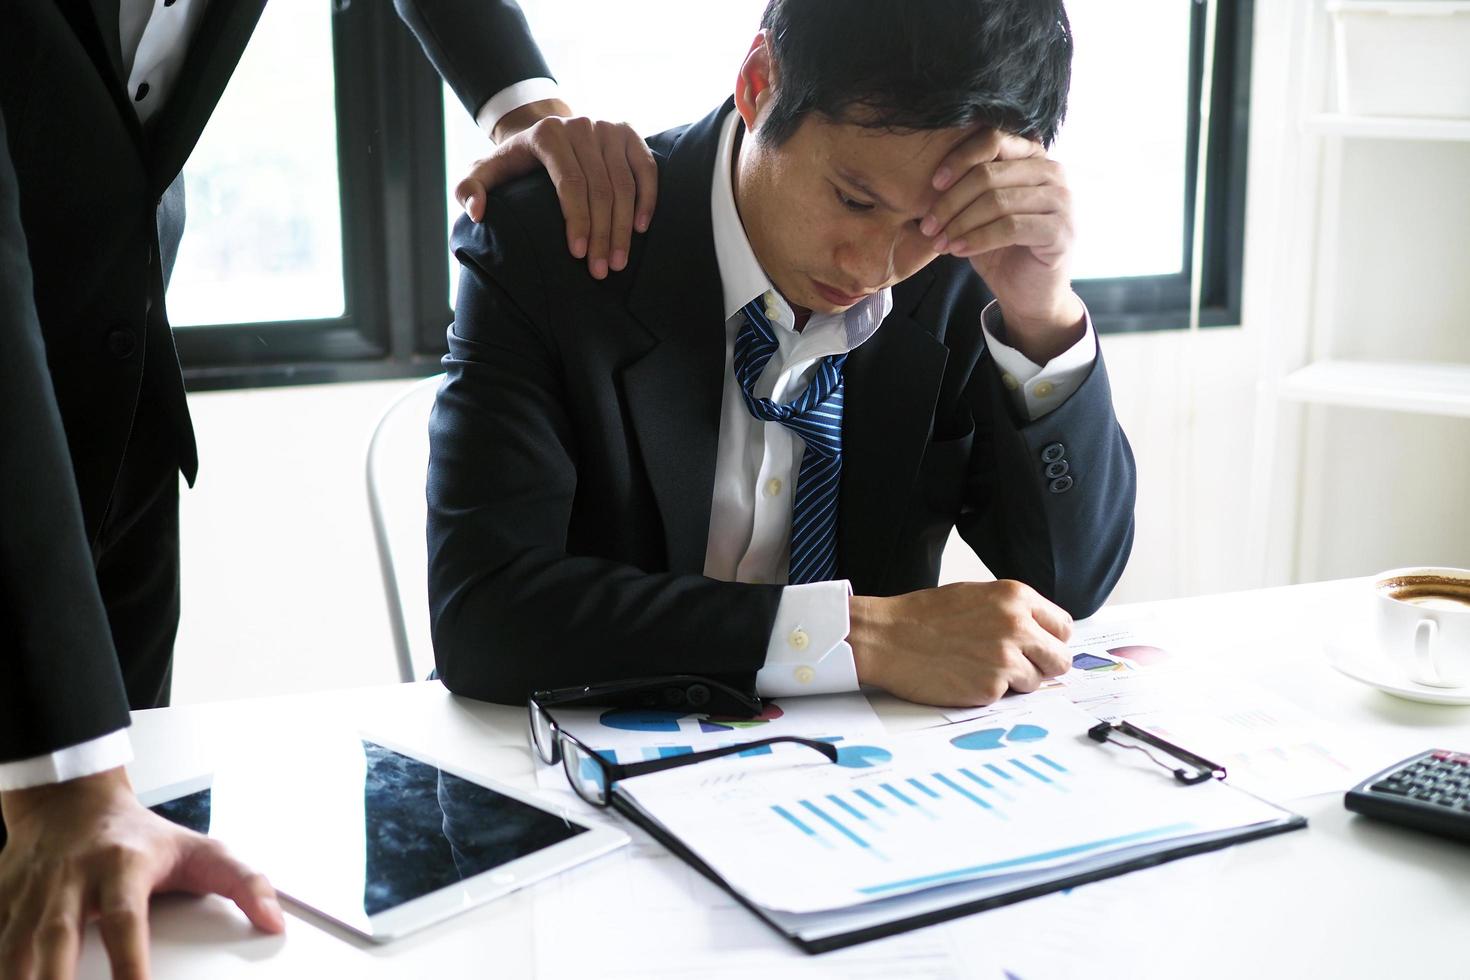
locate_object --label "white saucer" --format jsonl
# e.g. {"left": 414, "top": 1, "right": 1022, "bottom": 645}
{"left": 1325, "top": 637, "right": 1470, "bottom": 706}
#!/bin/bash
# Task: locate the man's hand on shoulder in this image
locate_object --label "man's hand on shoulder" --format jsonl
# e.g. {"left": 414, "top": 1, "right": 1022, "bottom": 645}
{"left": 455, "top": 99, "right": 658, "bottom": 281}
{"left": 919, "top": 129, "right": 1085, "bottom": 364}
{"left": 848, "top": 580, "right": 1073, "bottom": 707}
{"left": 0, "top": 766, "right": 283, "bottom": 980}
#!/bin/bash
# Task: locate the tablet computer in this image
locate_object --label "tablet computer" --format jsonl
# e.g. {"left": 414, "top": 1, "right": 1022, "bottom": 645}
{"left": 139, "top": 735, "right": 626, "bottom": 942}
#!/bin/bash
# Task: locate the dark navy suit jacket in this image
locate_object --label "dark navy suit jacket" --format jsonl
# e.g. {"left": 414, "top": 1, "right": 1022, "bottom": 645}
{"left": 430, "top": 101, "right": 1137, "bottom": 705}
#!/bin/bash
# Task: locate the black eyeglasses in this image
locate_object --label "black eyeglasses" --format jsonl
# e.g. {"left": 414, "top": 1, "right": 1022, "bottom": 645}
{"left": 527, "top": 678, "right": 838, "bottom": 807}
{"left": 532, "top": 674, "right": 767, "bottom": 718}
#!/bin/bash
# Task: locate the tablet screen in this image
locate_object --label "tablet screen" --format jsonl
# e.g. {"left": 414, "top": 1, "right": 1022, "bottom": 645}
{"left": 150, "top": 739, "right": 592, "bottom": 926}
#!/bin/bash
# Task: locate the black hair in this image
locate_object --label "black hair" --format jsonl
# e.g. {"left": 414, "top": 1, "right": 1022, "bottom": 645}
{"left": 756, "top": 0, "right": 1072, "bottom": 148}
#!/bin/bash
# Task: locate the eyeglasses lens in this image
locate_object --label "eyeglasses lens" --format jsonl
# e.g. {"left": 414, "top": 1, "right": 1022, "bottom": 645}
{"left": 560, "top": 736, "right": 611, "bottom": 806}
{"left": 528, "top": 701, "right": 558, "bottom": 765}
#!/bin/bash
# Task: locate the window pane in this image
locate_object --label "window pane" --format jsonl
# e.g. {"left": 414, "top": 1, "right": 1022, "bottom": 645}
{"left": 1054, "top": 1, "right": 1191, "bottom": 279}
{"left": 168, "top": 4, "right": 344, "bottom": 327}
{"left": 443, "top": 0, "right": 1190, "bottom": 301}
{"left": 443, "top": 0, "right": 767, "bottom": 306}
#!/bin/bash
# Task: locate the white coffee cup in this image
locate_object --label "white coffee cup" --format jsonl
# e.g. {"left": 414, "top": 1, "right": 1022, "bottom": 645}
{"left": 1373, "top": 566, "right": 1470, "bottom": 688}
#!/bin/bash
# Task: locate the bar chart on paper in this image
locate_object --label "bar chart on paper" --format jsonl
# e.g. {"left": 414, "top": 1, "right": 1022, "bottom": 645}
{"left": 769, "top": 752, "right": 1075, "bottom": 854}
{"left": 617, "top": 701, "right": 1284, "bottom": 914}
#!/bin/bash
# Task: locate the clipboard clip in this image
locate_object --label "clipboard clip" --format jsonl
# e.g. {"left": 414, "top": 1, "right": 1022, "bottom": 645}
{"left": 1087, "top": 721, "right": 1227, "bottom": 785}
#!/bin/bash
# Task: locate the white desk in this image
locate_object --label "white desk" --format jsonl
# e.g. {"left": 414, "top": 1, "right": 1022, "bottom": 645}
{"left": 81, "top": 579, "right": 1470, "bottom": 979}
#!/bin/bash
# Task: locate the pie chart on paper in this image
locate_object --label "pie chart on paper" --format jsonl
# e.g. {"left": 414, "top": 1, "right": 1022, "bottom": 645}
{"left": 1109, "top": 645, "right": 1171, "bottom": 667}
{"left": 699, "top": 703, "right": 787, "bottom": 733}
{"left": 1004, "top": 724, "right": 1048, "bottom": 744}
{"left": 834, "top": 745, "right": 893, "bottom": 769}
{"left": 950, "top": 724, "right": 1050, "bottom": 751}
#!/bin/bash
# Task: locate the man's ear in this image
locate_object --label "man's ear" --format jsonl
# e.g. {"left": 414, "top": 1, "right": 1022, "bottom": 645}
{"left": 733, "top": 31, "right": 775, "bottom": 132}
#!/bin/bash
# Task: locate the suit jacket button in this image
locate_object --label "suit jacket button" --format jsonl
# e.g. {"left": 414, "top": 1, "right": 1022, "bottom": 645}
{"left": 107, "top": 328, "right": 137, "bottom": 359}
{"left": 1041, "top": 442, "right": 1065, "bottom": 463}
{"left": 1045, "top": 460, "right": 1070, "bottom": 479}
{"left": 1049, "top": 475, "right": 1074, "bottom": 494}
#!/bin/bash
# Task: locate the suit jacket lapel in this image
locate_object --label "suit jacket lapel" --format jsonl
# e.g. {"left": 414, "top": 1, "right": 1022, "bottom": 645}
{"left": 53, "top": 0, "right": 143, "bottom": 145}
{"left": 144, "top": 0, "right": 266, "bottom": 196}
{"left": 840, "top": 275, "right": 950, "bottom": 591}
{"left": 85, "top": 0, "right": 126, "bottom": 86}
{"left": 622, "top": 103, "right": 732, "bottom": 574}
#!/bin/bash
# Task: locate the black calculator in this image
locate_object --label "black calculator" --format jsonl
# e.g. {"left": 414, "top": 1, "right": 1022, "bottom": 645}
{"left": 1345, "top": 749, "right": 1470, "bottom": 843}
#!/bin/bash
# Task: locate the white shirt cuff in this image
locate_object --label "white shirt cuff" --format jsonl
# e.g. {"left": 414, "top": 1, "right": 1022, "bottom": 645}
{"left": 474, "top": 78, "right": 562, "bottom": 138}
{"left": 981, "top": 300, "right": 1098, "bottom": 420}
{"left": 755, "top": 580, "right": 860, "bottom": 697}
{"left": 0, "top": 730, "right": 133, "bottom": 792}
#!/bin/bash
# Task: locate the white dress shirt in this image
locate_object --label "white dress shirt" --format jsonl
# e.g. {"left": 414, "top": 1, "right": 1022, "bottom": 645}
{"left": 475, "top": 77, "right": 562, "bottom": 137}
{"left": 0, "top": 0, "right": 560, "bottom": 793}
{"left": 705, "top": 110, "right": 1097, "bottom": 699}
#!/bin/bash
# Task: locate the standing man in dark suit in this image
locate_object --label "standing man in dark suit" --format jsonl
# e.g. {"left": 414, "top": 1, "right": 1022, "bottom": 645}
{"left": 0, "top": 2, "right": 659, "bottom": 976}
{"left": 428, "top": 0, "right": 1135, "bottom": 708}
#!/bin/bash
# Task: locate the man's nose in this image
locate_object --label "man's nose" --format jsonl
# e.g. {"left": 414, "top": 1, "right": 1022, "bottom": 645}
{"left": 836, "top": 234, "right": 898, "bottom": 292}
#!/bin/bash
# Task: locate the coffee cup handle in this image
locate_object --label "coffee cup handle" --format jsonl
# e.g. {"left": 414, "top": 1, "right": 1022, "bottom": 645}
{"left": 1413, "top": 618, "right": 1439, "bottom": 685}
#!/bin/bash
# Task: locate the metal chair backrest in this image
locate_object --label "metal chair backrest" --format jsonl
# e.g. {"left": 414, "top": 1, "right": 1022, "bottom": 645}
{"left": 365, "top": 374, "right": 444, "bottom": 682}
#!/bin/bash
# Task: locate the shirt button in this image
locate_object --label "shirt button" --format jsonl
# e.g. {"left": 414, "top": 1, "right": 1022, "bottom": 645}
{"left": 764, "top": 477, "right": 783, "bottom": 497}
{"left": 134, "top": 82, "right": 151, "bottom": 102}
{"left": 794, "top": 665, "right": 816, "bottom": 685}
{"left": 788, "top": 628, "right": 810, "bottom": 651}
{"left": 763, "top": 290, "right": 780, "bottom": 317}
{"left": 1033, "top": 381, "right": 1055, "bottom": 398}
{"left": 1002, "top": 373, "right": 1019, "bottom": 391}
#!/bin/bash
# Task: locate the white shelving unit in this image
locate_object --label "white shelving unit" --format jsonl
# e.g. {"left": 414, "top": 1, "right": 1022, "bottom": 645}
{"left": 1248, "top": 1, "right": 1470, "bottom": 584}
{"left": 1305, "top": 113, "right": 1470, "bottom": 141}
{"left": 1279, "top": 360, "right": 1470, "bottom": 418}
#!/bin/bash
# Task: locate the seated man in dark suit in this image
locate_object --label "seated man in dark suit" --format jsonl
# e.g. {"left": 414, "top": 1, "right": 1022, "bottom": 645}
{"left": 428, "top": 0, "right": 1136, "bottom": 709}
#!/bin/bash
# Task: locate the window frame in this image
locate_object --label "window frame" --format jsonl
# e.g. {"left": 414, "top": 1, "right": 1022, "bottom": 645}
{"left": 178, "top": 0, "right": 1252, "bottom": 391}
{"left": 1075, "top": 0, "right": 1253, "bottom": 335}
{"left": 177, "top": 2, "right": 453, "bottom": 392}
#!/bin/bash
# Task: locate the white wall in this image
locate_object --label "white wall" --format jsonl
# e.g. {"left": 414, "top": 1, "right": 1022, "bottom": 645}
{"left": 170, "top": 0, "right": 1468, "bottom": 704}
{"left": 172, "top": 381, "right": 409, "bottom": 703}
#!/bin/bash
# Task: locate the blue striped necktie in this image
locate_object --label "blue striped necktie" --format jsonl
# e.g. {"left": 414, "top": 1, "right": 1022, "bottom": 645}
{"left": 734, "top": 298, "right": 846, "bottom": 584}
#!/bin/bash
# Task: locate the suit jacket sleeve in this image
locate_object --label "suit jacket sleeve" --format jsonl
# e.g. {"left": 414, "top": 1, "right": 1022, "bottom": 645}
{"left": 957, "top": 323, "right": 1136, "bottom": 619}
{"left": 394, "top": 0, "right": 554, "bottom": 121}
{"left": 428, "top": 205, "right": 783, "bottom": 706}
{"left": 0, "top": 107, "right": 130, "bottom": 763}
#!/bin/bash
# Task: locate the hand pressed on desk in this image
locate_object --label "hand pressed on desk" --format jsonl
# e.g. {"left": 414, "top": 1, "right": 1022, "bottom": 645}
{"left": 0, "top": 767, "right": 283, "bottom": 980}
{"left": 849, "top": 579, "right": 1075, "bottom": 707}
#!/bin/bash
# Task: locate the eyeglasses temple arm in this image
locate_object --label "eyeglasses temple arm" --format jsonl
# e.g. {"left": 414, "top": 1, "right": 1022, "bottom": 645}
{"left": 611, "top": 736, "right": 839, "bottom": 780}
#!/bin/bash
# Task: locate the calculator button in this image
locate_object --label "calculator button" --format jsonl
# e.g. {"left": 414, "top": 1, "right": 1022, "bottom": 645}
{"left": 1371, "top": 781, "right": 1409, "bottom": 795}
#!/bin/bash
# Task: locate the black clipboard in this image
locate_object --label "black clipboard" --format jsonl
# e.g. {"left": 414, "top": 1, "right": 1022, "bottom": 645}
{"left": 609, "top": 721, "right": 1308, "bottom": 954}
